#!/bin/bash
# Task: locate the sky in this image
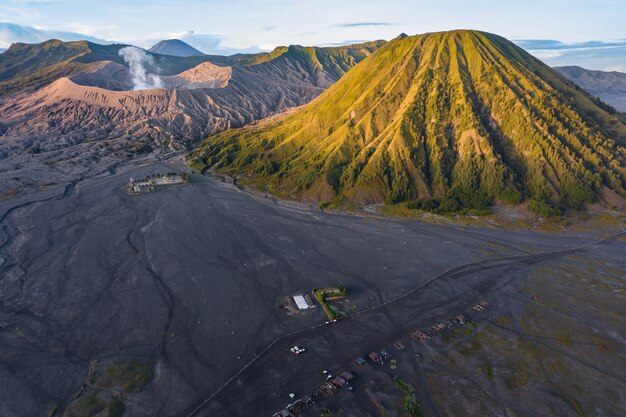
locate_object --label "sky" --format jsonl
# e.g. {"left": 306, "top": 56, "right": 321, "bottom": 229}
{"left": 1, "top": 0, "right": 625, "bottom": 70}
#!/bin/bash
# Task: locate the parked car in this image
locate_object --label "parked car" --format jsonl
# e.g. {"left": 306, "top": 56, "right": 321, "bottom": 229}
{"left": 290, "top": 346, "right": 306, "bottom": 355}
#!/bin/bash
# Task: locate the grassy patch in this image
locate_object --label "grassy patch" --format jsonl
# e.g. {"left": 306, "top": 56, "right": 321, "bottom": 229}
{"left": 393, "top": 377, "right": 422, "bottom": 417}
{"left": 1, "top": 188, "right": 18, "bottom": 199}
{"left": 506, "top": 367, "right": 530, "bottom": 389}
{"left": 107, "top": 399, "right": 126, "bottom": 417}
{"left": 313, "top": 286, "right": 348, "bottom": 320}
{"left": 65, "top": 394, "right": 105, "bottom": 417}
{"left": 458, "top": 340, "right": 481, "bottom": 355}
{"left": 477, "top": 364, "right": 494, "bottom": 378}
{"left": 441, "top": 325, "right": 474, "bottom": 342}
{"left": 126, "top": 142, "right": 153, "bottom": 155}
{"left": 99, "top": 360, "right": 153, "bottom": 393}
{"left": 557, "top": 333, "right": 572, "bottom": 347}
{"left": 591, "top": 335, "right": 616, "bottom": 353}
{"left": 528, "top": 196, "right": 563, "bottom": 217}
{"left": 570, "top": 398, "right": 586, "bottom": 417}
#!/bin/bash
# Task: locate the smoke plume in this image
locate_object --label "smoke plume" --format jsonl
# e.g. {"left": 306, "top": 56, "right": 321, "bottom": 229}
{"left": 118, "top": 46, "right": 163, "bottom": 90}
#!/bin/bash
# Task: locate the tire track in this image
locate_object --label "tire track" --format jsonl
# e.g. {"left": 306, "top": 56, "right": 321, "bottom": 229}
{"left": 118, "top": 189, "right": 174, "bottom": 417}
{"left": 0, "top": 180, "right": 78, "bottom": 253}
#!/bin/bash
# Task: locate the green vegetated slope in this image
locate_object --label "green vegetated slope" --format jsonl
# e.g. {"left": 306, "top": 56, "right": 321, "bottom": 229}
{"left": 280, "top": 40, "right": 387, "bottom": 84}
{"left": 191, "top": 30, "right": 626, "bottom": 214}
{"left": 0, "top": 40, "right": 94, "bottom": 95}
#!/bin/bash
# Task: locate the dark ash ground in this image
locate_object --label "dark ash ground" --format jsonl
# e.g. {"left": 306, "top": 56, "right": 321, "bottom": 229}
{"left": 0, "top": 155, "right": 624, "bottom": 417}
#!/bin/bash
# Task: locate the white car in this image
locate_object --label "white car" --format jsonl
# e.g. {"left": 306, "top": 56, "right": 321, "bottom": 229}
{"left": 290, "top": 346, "right": 306, "bottom": 355}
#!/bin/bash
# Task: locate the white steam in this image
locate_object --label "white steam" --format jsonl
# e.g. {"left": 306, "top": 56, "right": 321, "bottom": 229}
{"left": 118, "top": 46, "right": 163, "bottom": 90}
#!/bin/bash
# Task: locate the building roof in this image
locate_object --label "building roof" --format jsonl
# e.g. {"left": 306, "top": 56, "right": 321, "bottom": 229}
{"left": 292, "top": 295, "right": 310, "bottom": 310}
{"left": 340, "top": 371, "right": 355, "bottom": 380}
{"left": 331, "top": 376, "right": 347, "bottom": 386}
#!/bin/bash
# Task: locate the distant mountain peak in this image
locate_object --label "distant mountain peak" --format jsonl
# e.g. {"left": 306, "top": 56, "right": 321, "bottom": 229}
{"left": 148, "top": 39, "right": 204, "bottom": 57}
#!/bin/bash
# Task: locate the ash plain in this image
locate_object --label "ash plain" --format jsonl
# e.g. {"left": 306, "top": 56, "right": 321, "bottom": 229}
{"left": 0, "top": 152, "right": 624, "bottom": 417}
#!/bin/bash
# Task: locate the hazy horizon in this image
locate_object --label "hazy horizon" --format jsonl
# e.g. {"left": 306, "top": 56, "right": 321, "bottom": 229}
{"left": 0, "top": 0, "right": 625, "bottom": 71}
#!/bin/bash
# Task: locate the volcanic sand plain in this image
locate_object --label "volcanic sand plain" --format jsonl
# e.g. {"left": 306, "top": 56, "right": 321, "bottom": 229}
{"left": 0, "top": 157, "right": 624, "bottom": 417}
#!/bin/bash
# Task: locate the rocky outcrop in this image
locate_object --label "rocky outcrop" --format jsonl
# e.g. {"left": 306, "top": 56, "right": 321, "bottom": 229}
{"left": 162, "top": 62, "right": 231, "bottom": 89}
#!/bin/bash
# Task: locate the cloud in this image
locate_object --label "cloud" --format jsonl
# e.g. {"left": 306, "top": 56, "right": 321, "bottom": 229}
{"left": 4, "top": 0, "right": 56, "bottom": 5}
{"left": 258, "top": 44, "right": 277, "bottom": 51}
{"left": 168, "top": 30, "right": 195, "bottom": 39}
{"left": 0, "top": 21, "right": 265, "bottom": 57}
{"left": 528, "top": 50, "right": 564, "bottom": 59}
{"left": 7, "top": 0, "right": 57, "bottom": 3}
{"left": 336, "top": 22, "right": 394, "bottom": 28}
{"left": 515, "top": 38, "right": 626, "bottom": 71}
{"left": 0, "top": 22, "right": 110, "bottom": 48}
{"left": 605, "top": 65, "right": 624, "bottom": 73}
{"left": 172, "top": 31, "right": 262, "bottom": 55}
{"left": 514, "top": 39, "right": 626, "bottom": 51}
{"left": 180, "top": 33, "right": 226, "bottom": 54}
{"left": 318, "top": 39, "right": 371, "bottom": 47}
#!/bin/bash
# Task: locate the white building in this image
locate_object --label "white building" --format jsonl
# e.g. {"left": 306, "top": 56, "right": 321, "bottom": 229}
{"left": 292, "top": 295, "right": 310, "bottom": 310}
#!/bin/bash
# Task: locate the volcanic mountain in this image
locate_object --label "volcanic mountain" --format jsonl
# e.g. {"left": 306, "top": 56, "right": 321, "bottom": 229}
{"left": 0, "top": 40, "right": 226, "bottom": 97}
{"left": 148, "top": 39, "right": 205, "bottom": 57}
{"left": 190, "top": 30, "right": 626, "bottom": 213}
{"left": 0, "top": 39, "right": 384, "bottom": 153}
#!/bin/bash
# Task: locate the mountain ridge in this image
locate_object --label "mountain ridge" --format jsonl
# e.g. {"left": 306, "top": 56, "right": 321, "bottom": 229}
{"left": 0, "top": 39, "right": 386, "bottom": 154}
{"left": 555, "top": 65, "right": 626, "bottom": 112}
{"left": 0, "top": 39, "right": 386, "bottom": 97}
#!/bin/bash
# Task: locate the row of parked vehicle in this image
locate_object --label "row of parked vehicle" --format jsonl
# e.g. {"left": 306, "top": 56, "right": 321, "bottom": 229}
{"left": 414, "top": 312, "right": 474, "bottom": 340}
{"left": 473, "top": 300, "right": 489, "bottom": 312}
{"left": 272, "top": 371, "right": 356, "bottom": 417}
{"left": 289, "top": 345, "right": 306, "bottom": 355}
{"left": 274, "top": 301, "right": 489, "bottom": 416}
{"left": 412, "top": 302, "right": 490, "bottom": 341}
